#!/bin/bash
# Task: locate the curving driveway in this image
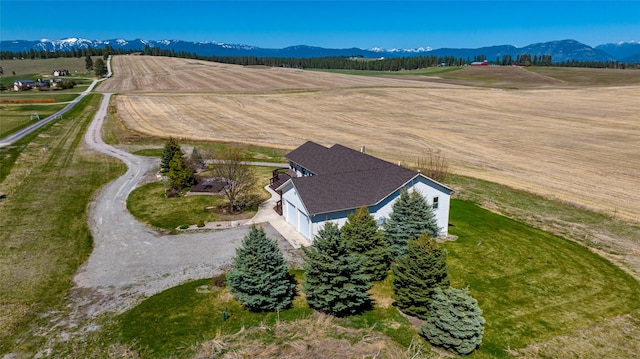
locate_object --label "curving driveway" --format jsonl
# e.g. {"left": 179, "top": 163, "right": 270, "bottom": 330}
{"left": 74, "top": 93, "right": 301, "bottom": 316}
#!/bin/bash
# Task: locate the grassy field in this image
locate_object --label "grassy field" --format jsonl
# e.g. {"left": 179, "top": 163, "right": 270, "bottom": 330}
{"left": 1, "top": 57, "right": 92, "bottom": 139}
{"left": 0, "top": 99, "right": 75, "bottom": 138}
{"left": 0, "top": 94, "right": 126, "bottom": 353}
{"left": 53, "top": 199, "right": 640, "bottom": 358}
{"left": 0, "top": 56, "right": 100, "bottom": 79}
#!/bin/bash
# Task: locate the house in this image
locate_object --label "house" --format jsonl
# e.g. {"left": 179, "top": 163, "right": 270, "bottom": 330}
{"left": 51, "top": 69, "right": 69, "bottom": 76}
{"left": 13, "top": 80, "right": 36, "bottom": 91}
{"left": 272, "top": 141, "right": 453, "bottom": 241}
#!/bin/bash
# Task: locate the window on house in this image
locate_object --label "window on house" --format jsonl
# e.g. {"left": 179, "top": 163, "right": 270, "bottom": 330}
{"left": 433, "top": 196, "right": 439, "bottom": 209}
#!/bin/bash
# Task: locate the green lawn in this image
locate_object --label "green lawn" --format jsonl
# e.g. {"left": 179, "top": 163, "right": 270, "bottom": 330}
{"left": 81, "top": 199, "right": 640, "bottom": 358}
{"left": 126, "top": 182, "right": 224, "bottom": 230}
{"left": 444, "top": 200, "right": 640, "bottom": 357}
{"left": 0, "top": 99, "right": 77, "bottom": 138}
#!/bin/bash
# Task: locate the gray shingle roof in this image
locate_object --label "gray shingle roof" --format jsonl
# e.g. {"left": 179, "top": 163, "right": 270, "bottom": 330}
{"left": 284, "top": 141, "right": 420, "bottom": 215}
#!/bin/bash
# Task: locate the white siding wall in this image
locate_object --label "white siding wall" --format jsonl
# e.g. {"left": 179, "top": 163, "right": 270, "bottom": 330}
{"left": 280, "top": 176, "right": 451, "bottom": 241}
{"left": 409, "top": 178, "right": 451, "bottom": 237}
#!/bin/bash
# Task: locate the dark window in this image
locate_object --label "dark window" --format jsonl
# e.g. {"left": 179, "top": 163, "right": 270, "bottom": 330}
{"left": 433, "top": 196, "right": 439, "bottom": 209}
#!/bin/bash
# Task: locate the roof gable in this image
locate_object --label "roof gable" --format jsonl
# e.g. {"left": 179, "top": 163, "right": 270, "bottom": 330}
{"left": 283, "top": 141, "right": 446, "bottom": 215}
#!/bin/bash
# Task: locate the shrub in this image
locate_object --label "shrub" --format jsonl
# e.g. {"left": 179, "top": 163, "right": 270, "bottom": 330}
{"left": 419, "top": 287, "right": 485, "bottom": 355}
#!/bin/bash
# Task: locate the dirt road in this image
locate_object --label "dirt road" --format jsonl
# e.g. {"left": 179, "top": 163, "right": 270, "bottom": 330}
{"left": 74, "top": 93, "right": 298, "bottom": 316}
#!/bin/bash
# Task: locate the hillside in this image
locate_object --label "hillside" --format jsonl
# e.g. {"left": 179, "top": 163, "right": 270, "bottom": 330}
{"left": 103, "top": 56, "right": 640, "bottom": 233}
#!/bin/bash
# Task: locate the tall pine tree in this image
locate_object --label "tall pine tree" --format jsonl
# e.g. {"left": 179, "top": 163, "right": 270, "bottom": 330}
{"left": 341, "top": 206, "right": 390, "bottom": 282}
{"left": 226, "top": 226, "right": 296, "bottom": 312}
{"left": 392, "top": 233, "right": 450, "bottom": 319}
{"left": 160, "top": 137, "right": 182, "bottom": 174}
{"left": 302, "top": 222, "right": 372, "bottom": 317}
{"left": 383, "top": 189, "right": 440, "bottom": 258}
{"left": 167, "top": 151, "right": 196, "bottom": 190}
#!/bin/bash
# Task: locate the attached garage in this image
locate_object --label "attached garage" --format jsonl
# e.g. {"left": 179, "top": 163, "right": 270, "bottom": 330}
{"left": 298, "top": 210, "right": 310, "bottom": 239}
{"left": 286, "top": 200, "right": 296, "bottom": 228}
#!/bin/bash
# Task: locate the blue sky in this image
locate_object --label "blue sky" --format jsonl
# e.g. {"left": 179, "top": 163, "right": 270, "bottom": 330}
{"left": 1, "top": 1, "right": 639, "bottom": 49}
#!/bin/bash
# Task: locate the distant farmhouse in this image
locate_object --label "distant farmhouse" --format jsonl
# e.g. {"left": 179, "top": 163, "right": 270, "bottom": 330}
{"left": 51, "top": 69, "right": 70, "bottom": 76}
{"left": 470, "top": 60, "right": 489, "bottom": 66}
{"left": 13, "top": 78, "right": 71, "bottom": 91}
{"left": 13, "top": 80, "right": 36, "bottom": 91}
{"left": 270, "top": 141, "right": 452, "bottom": 241}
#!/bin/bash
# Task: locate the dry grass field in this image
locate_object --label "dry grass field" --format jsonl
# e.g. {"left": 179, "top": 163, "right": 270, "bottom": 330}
{"left": 103, "top": 56, "right": 640, "bottom": 226}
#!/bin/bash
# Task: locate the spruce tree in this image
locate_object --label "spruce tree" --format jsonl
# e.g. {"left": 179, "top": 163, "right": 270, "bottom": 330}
{"left": 302, "top": 222, "right": 372, "bottom": 317}
{"left": 341, "top": 206, "right": 390, "bottom": 282}
{"left": 167, "top": 151, "right": 196, "bottom": 190}
{"left": 160, "top": 137, "right": 182, "bottom": 174}
{"left": 226, "top": 226, "right": 296, "bottom": 312}
{"left": 383, "top": 189, "right": 441, "bottom": 258}
{"left": 392, "top": 234, "right": 450, "bottom": 319}
{"left": 419, "top": 287, "right": 485, "bottom": 355}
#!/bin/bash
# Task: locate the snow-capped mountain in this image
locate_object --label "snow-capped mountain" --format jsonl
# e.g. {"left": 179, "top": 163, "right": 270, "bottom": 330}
{"left": 0, "top": 37, "right": 636, "bottom": 63}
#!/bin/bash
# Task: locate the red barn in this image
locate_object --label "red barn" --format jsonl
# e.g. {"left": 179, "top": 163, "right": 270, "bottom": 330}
{"left": 470, "top": 60, "right": 489, "bottom": 66}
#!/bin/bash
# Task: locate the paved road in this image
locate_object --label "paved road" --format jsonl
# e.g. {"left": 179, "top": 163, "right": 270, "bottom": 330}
{"left": 74, "top": 93, "right": 301, "bottom": 315}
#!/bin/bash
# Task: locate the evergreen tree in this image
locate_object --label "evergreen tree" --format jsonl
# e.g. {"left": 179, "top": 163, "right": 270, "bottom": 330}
{"left": 383, "top": 189, "right": 440, "bottom": 258}
{"left": 186, "top": 146, "right": 205, "bottom": 172}
{"left": 94, "top": 58, "right": 106, "bottom": 77}
{"left": 392, "top": 234, "right": 450, "bottom": 319}
{"left": 167, "top": 151, "right": 196, "bottom": 190}
{"left": 341, "top": 206, "right": 390, "bottom": 281}
{"left": 226, "top": 226, "right": 296, "bottom": 312}
{"left": 302, "top": 222, "right": 372, "bottom": 317}
{"left": 85, "top": 53, "right": 93, "bottom": 71}
{"left": 160, "top": 137, "right": 181, "bottom": 173}
{"left": 419, "top": 287, "right": 485, "bottom": 355}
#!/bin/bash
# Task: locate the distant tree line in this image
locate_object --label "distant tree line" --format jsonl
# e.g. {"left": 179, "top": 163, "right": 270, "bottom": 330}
{"left": 2, "top": 46, "right": 637, "bottom": 70}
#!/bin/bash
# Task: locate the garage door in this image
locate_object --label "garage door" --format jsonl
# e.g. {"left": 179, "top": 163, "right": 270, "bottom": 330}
{"left": 298, "top": 210, "right": 310, "bottom": 239}
{"left": 286, "top": 201, "right": 296, "bottom": 229}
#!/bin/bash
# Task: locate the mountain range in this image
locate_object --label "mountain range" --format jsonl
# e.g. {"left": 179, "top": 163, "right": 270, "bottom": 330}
{"left": 2, "top": 38, "right": 640, "bottom": 63}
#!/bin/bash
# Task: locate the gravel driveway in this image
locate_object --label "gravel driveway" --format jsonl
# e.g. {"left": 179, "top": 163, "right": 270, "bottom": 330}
{"left": 73, "top": 93, "right": 301, "bottom": 317}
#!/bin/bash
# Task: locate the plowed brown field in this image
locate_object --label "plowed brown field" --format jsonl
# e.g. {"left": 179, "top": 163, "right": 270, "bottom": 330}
{"left": 103, "top": 56, "right": 640, "bottom": 222}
